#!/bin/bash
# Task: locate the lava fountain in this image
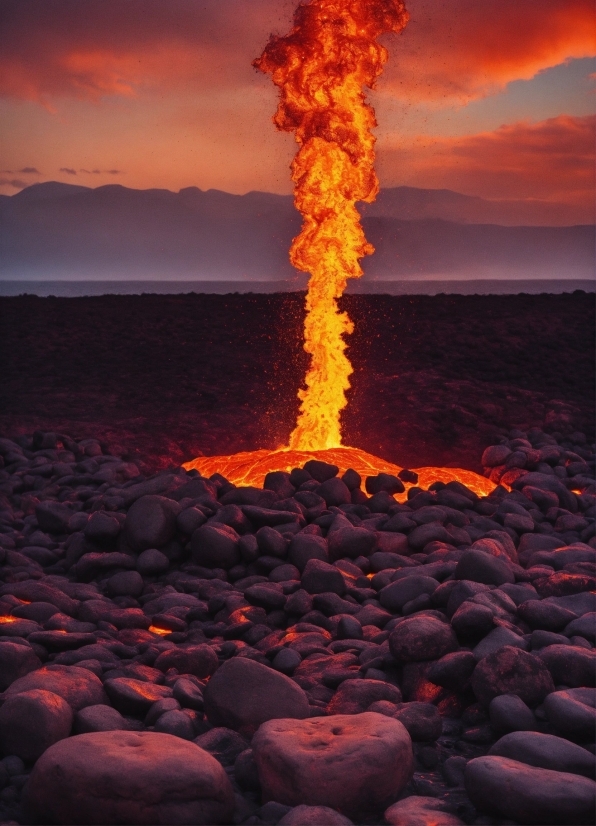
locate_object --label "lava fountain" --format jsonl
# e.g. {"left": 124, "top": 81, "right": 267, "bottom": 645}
{"left": 184, "top": 0, "right": 496, "bottom": 499}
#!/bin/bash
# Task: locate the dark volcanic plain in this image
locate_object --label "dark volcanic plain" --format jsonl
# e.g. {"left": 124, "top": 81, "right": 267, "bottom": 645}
{"left": 0, "top": 290, "right": 593, "bottom": 472}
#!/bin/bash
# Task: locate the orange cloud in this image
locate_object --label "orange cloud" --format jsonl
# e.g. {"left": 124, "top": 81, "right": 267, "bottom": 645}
{"left": 378, "top": 115, "right": 595, "bottom": 210}
{"left": 382, "top": 0, "right": 596, "bottom": 102}
{"left": 0, "top": 0, "right": 593, "bottom": 105}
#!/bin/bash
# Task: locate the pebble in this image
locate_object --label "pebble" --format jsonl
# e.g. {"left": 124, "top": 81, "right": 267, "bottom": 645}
{"left": 0, "top": 426, "right": 593, "bottom": 824}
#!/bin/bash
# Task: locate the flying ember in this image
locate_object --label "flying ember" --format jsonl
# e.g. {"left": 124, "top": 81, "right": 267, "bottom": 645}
{"left": 184, "top": 0, "right": 496, "bottom": 499}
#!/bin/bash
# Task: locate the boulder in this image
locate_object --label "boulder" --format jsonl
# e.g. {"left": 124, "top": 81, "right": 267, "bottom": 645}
{"left": 191, "top": 524, "right": 240, "bottom": 569}
{"left": 4, "top": 664, "right": 107, "bottom": 710}
{"left": 154, "top": 645, "right": 218, "bottom": 679}
{"left": 278, "top": 805, "right": 353, "bottom": 825}
{"left": 0, "top": 640, "right": 41, "bottom": 690}
{"left": 544, "top": 688, "right": 596, "bottom": 741}
{"left": 0, "top": 689, "right": 73, "bottom": 760}
{"left": 537, "top": 644, "right": 596, "bottom": 688}
{"left": 124, "top": 495, "right": 178, "bottom": 551}
{"left": 389, "top": 616, "right": 458, "bottom": 662}
{"left": 471, "top": 646, "right": 555, "bottom": 706}
{"left": 252, "top": 713, "right": 413, "bottom": 820}
{"left": 301, "top": 559, "right": 346, "bottom": 596}
{"left": 23, "top": 731, "right": 235, "bottom": 825}
{"left": 455, "top": 549, "right": 514, "bottom": 586}
{"left": 203, "top": 658, "right": 309, "bottom": 733}
{"left": 465, "top": 755, "right": 596, "bottom": 825}
{"left": 384, "top": 796, "right": 465, "bottom": 826}
{"left": 327, "top": 679, "right": 402, "bottom": 714}
{"left": 74, "top": 704, "right": 130, "bottom": 734}
{"left": 489, "top": 731, "right": 595, "bottom": 779}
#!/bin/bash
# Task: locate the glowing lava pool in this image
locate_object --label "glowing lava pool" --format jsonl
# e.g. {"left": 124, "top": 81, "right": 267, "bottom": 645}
{"left": 182, "top": 445, "right": 497, "bottom": 501}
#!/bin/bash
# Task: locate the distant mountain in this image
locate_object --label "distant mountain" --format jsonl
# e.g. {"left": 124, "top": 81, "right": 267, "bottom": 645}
{"left": 0, "top": 182, "right": 593, "bottom": 281}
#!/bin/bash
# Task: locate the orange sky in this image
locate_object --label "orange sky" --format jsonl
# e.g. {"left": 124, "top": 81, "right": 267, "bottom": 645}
{"left": 0, "top": 0, "right": 594, "bottom": 220}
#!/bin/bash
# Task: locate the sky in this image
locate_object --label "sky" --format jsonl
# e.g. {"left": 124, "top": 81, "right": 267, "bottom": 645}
{"left": 0, "top": 0, "right": 594, "bottom": 221}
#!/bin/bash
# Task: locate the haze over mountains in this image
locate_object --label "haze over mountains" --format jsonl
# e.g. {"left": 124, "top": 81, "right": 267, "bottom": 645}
{"left": 0, "top": 182, "right": 593, "bottom": 282}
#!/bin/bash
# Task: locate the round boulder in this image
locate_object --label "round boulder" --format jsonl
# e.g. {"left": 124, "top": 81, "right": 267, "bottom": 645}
{"left": 203, "top": 657, "right": 309, "bottom": 733}
{"left": 154, "top": 644, "right": 218, "bottom": 679}
{"left": 0, "top": 689, "right": 73, "bottom": 761}
{"left": 465, "top": 755, "right": 596, "bottom": 825}
{"left": 124, "top": 495, "right": 178, "bottom": 551}
{"left": 0, "top": 640, "right": 41, "bottom": 691}
{"left": 23, "top": 731, "right": 235, "bottom": 825}
{"left": 278, "top": 805, "right": 354, "bottom": 825}
{"left": 252, "top": 713, "right": 413, "bottom": 821}
{"left": 4, "top": 664, "right": 108, "bottom": 710}
{"left": 191, "top": 524, "right": 240, "bottom": 569}
{"left": 389, "top": 616, "right": 458, "bottom": 663}
{"left": 471, "top": 646, "right": 555, "bottom": 707}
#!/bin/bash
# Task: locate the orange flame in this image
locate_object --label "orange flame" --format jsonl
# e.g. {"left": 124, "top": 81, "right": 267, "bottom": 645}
{"left": 254, "top": 0, "right": 408, "bottom": 450}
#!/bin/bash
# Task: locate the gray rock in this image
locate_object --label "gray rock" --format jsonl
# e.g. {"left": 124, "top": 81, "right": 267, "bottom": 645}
{"left": 35, "top": 502, "right": 73, "bottom": 534}
{"left": 154, "top": 709, "right": 195, "bottom": 740}
{"left": 194, "top": 727, "right": 249, "bottom": 766}
{"left": 472, "top": 626, "right": 529, "bottom": 661}
{"left": 544, "top": 688, "right": 596, "bottom": 740}
{"left": 317, "top": 478, "right": 351, "bottom": 507}
{"left": 393, "top": 702, "right": 442, "bottom": 741}
{"left": 104, "top": 678, "right": 173, "bottom": 715}
{"left": 489, "top": 730, "right": 595, "bottom": 778}
{"left": 465, "top": 755, "right": 596, "bottom": 825}
{"left": 389, "top": 616, "right": 458, "bottom": 662}
{"left": 83, "top": 512, "right": 121, "bottom": 543}
{"left": 74, "top": 704, "right": 129, "bottom": 734}
{"left": 301, "top": 559, "right": 346, "bottom": 596}
{"left": 471, "top": 646, "right": 555, "bottom": 706}
{"left": 455, "top": 549, "right": 514, "bottom": 586}
{"left": 191, "top": 524, "right": 241, "bottom": 569}
{"left": 537, "top": 644, "right": 596, "bottom": 687}
{"left": 136, "top": 548, "right": 169, "bottom": 576}
{"left": 124, "top": 494, "right": 178, "bottom": 551}
{"left": 289, "top": 535, "right": 329, "bottom": 572}
{"left": 106, "top": 570, "right": 143, "bottom": 598}
{"left": 23, "top": 731, "right": 235, "bottom": 825}
{"left": 328, "top": 526, "right": 376, "bottom": 560}
{"left": 489, "top": 694, "right": 537, "bottom": 734}
{"left": 379, "top": 576, "right": 439, "bottom": 613}
{"left": 203, "top": 657, "right": 309, "bottom": 734}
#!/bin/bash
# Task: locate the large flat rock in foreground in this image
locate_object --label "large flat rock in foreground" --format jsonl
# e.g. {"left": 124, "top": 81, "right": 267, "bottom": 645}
{"left": 23, "top": 730, "right": 235, "bottom": 825}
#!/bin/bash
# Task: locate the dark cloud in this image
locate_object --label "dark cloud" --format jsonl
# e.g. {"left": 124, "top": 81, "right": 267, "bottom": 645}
{"left": 59, "top": 167, "right": 77, "bottom": 175}
{"left": 80, "top": 168, "right": 123, "bottom": 175}
{"left": 107, "top": 169, "right": 122, "bottom": 175}
{"left": 0, "top": 177, "right": 27, "bottom": 188}
{"left": 18, "top": 166, "right": 40, "bottom": 173}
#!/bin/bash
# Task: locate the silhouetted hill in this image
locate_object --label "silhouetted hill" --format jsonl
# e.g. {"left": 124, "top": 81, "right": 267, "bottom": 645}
{"left": 0, "top": 182, "right": 593, "bottom": 281}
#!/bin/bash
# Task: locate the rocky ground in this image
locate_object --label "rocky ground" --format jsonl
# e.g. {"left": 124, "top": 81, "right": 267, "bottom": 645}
{"left": 0, "top": 426, "right": 594, "bottom": 825}
{"left": 0, "top": 291, "right": 593, "bottom": 472}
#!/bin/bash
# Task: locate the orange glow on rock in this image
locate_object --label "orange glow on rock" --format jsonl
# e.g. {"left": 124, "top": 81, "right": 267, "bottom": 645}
{"left": 148, "top": 625, "right": 172, "bottom": 636}
{"left": 183, "top": 445, "right": 496, "bottom": 500}
{"left": 0, "top": 616, "right": 17, "bottom": 624}
{"left": 254, "top": 0, "right": 408, "bottom": 450}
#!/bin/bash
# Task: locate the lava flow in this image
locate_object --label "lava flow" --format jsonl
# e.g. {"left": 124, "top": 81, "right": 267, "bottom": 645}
{"left": 184, "top": 0, "right": 496, "bottom": 499}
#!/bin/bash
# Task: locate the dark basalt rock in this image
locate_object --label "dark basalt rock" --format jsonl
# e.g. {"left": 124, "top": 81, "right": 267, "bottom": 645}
{"left": 0, "top": 425, "right": 593, "bottom": 824}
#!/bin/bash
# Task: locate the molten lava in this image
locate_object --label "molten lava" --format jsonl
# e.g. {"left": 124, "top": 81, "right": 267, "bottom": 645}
{"left": 183, "top": 0, "right": 498, "bottom": 500}
{"left": 183, "top": 445, "right": 496, "bottom": 500}
{"left": 254, "top": 0, "right": 408, "bottom": 450}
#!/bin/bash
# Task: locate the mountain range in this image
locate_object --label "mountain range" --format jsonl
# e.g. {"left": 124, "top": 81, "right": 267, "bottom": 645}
{"left": 0, "top": 182, "right": 593, "bottom": 281}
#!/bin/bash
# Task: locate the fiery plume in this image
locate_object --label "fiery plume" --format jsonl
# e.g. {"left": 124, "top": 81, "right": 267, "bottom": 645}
{"left": 254, "top": 0, "right": 409, "bottom": 450}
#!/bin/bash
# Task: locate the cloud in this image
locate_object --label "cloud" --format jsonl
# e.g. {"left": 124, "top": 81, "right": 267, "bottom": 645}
{"left": 0, "top": 0, "right": 592, "bottom": 106}
{"left": 380, "top": 0, "right": 596, "bottom": 103}
{"left": 80, "top": 168, "right": 123, "bottom": 175}
{"left": 378, "top": 114, "right": 595, "bottom": 205}
{"left": 18, "top": 166, "right": 39, "bottom": 173}
{"left": 0, "top": 177, "right": 27, "bottom": 188}
{"left": 59, "top": 167, "right": 77, "bottom": 175}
